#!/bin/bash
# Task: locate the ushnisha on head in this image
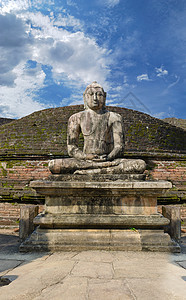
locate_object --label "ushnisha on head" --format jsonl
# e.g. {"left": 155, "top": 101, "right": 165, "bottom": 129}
{"left": 83, "top": 81, "right": 107, "bottom": 111}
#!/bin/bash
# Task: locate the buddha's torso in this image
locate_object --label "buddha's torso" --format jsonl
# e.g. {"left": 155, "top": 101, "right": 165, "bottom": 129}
{"left": 80, "top": 110, "right": 113, "bottom": 155}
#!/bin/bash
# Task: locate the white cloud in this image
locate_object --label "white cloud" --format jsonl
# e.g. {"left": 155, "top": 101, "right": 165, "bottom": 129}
{"left": 67, "top": 0, "right": 78, "bottom": 8}
{"left": 0, "top": 1, "right": 112, "bottom": 118}
{"left": 54, "top": 13, "right": 84, "bottom": 30}
{"left": 153, "top": 111, "right": 167, "bottom": 119}
{"left": 167, "top": 75, "right": 180, "bottom": 89}
{"left": 153, "top": 106, "right": 175, "bottom": 119}
{"left": 26, "top": 11, "right": 111, "bottom": 87}
{"left": 0, "top": 0, "right": 29, "bottom": 13}
{"left": 123, "top": 75, "right": 129, "bottom": 87}
{"left": 0, "top": 0, "right": 50, "bottom": 13}
{"left": 18, "top": 7, "right": 111, "bottom": 87}
{"left": 0, "top": 62, "right": 46, "bottom": 118}
{"left": 155, "top": 65, "right": 168, "bottom": 77}
{"left": 137, "top": 74, "right": 151, "bottom": 81}
{"left": 101, "top": 0, "right": 120, "bottom": 8}
{"left": 0, "top": 13, "right": 32, "bottom": 86}
{"left": 161, "top": 75, "right": 180, "bottom": 96}
{"left": 112, "top": 85, "right": 123, "bottom": 92}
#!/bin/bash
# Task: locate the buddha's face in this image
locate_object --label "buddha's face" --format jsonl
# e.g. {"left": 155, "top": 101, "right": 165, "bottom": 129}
{"left": 85, "top": 87, "right": 106, "bottom": 111}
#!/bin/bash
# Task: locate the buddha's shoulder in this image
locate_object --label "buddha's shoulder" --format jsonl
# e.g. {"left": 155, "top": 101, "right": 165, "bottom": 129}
{"left": 108, "top": 111, "right": 122, "bottom": 122}
{"left": 68, "top": 111, "right": 84, "bottom": 122}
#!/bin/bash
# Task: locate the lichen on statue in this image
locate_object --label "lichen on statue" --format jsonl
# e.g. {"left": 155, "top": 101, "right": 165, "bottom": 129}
{"left": 49, "top": 81, "right": 146, "bottom": 174}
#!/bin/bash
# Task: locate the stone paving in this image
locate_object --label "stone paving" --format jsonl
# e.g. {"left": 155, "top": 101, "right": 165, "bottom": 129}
{"left": 0, "top": 229, "right": 186, "bottom": 300}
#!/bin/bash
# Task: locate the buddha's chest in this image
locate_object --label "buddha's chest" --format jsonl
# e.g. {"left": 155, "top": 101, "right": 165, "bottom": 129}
{"left": 80, "top": 111, "right": 110, "bottom": 138}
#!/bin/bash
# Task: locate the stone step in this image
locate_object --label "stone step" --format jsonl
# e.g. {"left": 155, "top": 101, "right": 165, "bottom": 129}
{"left": 0, "top": 216, "right": 19, "bottom": 220}
{"left": 0, "top": 220, "right": 18, "bottom": 226}
{"left": 20, "top": 228, "right": 180, "bottom": 253}
{"left": 0, "top": 224, "right": 19, "bottom": 229}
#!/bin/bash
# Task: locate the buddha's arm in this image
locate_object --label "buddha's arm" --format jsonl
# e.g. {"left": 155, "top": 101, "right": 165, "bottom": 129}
{"left": 67, "top": 114, "right": 86, "bottom": 160}
{"left": 107, "top": 114, "right": 124, "bottom": 161}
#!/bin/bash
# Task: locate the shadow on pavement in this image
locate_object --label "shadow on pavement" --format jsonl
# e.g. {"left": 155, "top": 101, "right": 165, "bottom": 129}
{"left": 0, "top": 229, "right": 48, "bottom": 284}
{"left": 180, "top": 234, "right": 186, "bottom": 254}
{"left": 0, "top": 233, "right": 20, "bottom": 254}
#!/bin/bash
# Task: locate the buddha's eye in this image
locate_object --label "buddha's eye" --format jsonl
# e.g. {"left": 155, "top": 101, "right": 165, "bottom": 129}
{"left": 89, "top": 92, "right": 93, "bottom": 96}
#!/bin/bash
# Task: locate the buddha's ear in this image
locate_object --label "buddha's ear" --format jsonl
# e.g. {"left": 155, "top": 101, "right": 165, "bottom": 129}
{"left": 102, "top": 92, "right": 106, "bottom": 109}
{"left": 104, "top": 92, "right": 107, "bottom": 105}
{"left": 83, "top": 92, "right": 87, "bottom": 109}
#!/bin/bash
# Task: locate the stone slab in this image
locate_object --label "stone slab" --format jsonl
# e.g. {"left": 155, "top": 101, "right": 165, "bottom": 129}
{"left": 30, "top": 180, "right": 172, "bottom": 192}
{"left": 71, "top": 261, "right": 113, "bottom": 279}
{"left": 88, "top": 279, "right": 134, "bottom": 300}
{"left": 20, "top": 228, "right": 142, "bottom": 252}
{"left": 34, "top": 214, "right": 170, "bottom": 229}
{"left": 139, "top": 230, "right": 180, "bottom": 252}
{"left": 20, "top": 228, "right": 180, "bottom": 253}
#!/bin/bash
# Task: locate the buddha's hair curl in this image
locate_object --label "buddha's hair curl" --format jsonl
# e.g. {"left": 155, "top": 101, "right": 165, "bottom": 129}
{"left": 83, "top": 81, "right": 107, "bottom": 110}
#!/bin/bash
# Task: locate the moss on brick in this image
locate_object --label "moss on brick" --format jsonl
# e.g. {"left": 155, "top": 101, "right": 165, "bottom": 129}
{"left": 0, "top": 165, "right": 7, "bottom": 177}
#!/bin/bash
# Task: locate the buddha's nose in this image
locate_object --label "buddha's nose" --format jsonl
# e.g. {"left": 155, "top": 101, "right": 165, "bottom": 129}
{"left": 94, "top": 93, "right": 97, "bottom": 100}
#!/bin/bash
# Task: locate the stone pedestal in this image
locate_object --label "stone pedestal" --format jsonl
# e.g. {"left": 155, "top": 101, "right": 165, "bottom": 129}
{"left": 20, "top": 179, "right": 180, "bottom": 252}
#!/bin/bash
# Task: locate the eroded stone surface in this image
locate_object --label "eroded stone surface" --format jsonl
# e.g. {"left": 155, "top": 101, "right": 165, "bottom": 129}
{"left": 34, "top": 214, "right": 170, "bottom": 229}
{"left": 48, "top": 173, "right": 146, "bottom": 181}
{"left": 88, "top": 279, "right": 134, "bottom": 300}
{"left": 71, "top": 261, "right": 113, "bottom": 278}
{"left": 0, "top": 250, "right": 186, "bottom": 300}
{"left": 20, "top": 228, "right": 180, "bottom": 252}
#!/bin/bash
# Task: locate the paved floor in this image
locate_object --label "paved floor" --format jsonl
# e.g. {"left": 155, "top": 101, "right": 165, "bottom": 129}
{"left": 0, "top": 229, "right": 186, "bottom": 300}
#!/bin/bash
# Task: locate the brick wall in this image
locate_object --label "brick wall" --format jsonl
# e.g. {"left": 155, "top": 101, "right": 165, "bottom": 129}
{"left": 0, "top": 160, "right": 50, "bottom": 180}
{"left": 145, "top": 160, "right": 186, "bottom": 201}
{"left": 147, "top": 160, "right": 186, "bottom": 182}
{"left": 0, "top": 160, "right": 50, "bottom": 202}
{"left": 0, "top": 202, "right": 20, "bottom": 227}
{"left": 0, "top": 202, "right": 44, "bottom": 228}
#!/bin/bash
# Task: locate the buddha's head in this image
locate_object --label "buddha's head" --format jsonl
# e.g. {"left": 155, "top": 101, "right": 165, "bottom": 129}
{"left": 83, "top": 81, "right": 106, "bottom": 111}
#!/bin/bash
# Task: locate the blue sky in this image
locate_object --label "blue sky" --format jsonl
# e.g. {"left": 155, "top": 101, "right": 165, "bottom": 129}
{"left": 0, "top": 0, "right": 186, "bottom": 119}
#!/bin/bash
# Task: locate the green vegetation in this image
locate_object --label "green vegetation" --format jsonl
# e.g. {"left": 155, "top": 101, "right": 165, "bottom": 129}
{"left": 2, "top": 182, "right": 14, "bottom": 188}
{"left": 130, "top": 228, "right": 138, "bottom": 232}
{"left": 0, "top": 164, "right": 7, "bottom": 177}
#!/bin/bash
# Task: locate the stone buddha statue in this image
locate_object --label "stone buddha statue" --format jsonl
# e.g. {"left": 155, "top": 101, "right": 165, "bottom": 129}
{"left": 49, "top": 81, "right": 146, "bottom": 175}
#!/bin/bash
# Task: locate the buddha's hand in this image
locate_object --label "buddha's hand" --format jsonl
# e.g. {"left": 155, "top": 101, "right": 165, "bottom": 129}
{"left": 85, "top": 154, "right": 107, "bottom": 162}
{"left": 85, "top": 154, "right": 98, "bottom": 160}
{"left": 92, "top": 155, "right": 107, "bottom": 162}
